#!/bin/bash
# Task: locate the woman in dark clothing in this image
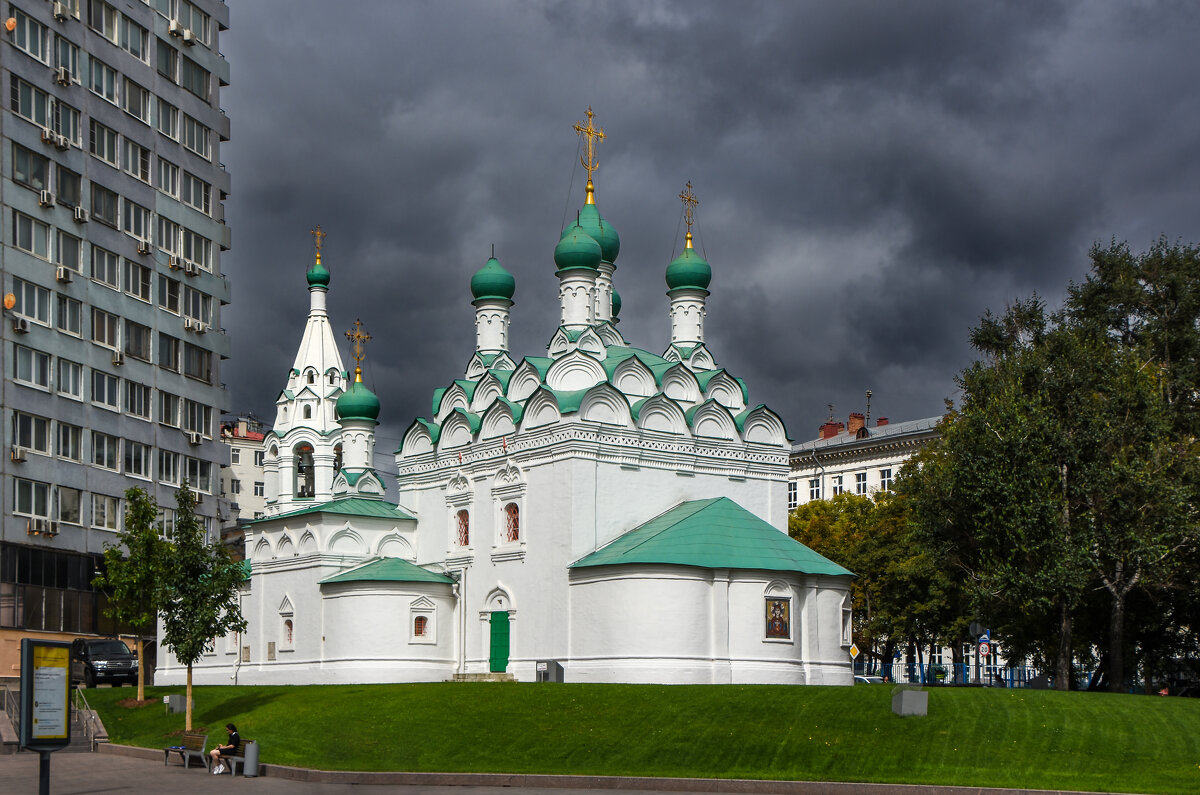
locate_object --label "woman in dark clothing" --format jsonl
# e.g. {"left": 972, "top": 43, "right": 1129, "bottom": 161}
{"left": 209, "top": 723, "right": 240, "bottom": 774}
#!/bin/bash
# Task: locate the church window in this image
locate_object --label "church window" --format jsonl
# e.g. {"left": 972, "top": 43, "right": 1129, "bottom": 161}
{"left": 413, "top": 616, "right": 427, "bottom": 637}
{"left": 333, "top": 444, "right": 342, "bottom": 474}
{"left": 456, "top": 510, "right": 470, "bottom": 546}
{"left": 841, "top": 596, "right": 853, "bottom": 646}
{"left": 284, "top": 619, "right": 294, "bottom": 645}
{"left": 504, "top": 503, "right": 519, "bottom": 543}
{"left": 306, "top": 371, "right": 314, "bottom": 385}
{"left": 294, "top": 443, "right": 315, "bottom": 498}
{"left": 328, "top": 371, "right": 337, "bottom": 385}
{"left": 303, "top": 405, "right": 312, "bottom": 419}
{"left": 854, "top": 472, "right": 867, "bottom": 495}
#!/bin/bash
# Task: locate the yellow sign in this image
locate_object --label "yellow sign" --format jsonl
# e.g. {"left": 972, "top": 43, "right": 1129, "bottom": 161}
{"left": 31, "top": 646, "right": 69, "bottom": 740}
{"left": 849, "top": 643, "right": 860, "bottom": 659}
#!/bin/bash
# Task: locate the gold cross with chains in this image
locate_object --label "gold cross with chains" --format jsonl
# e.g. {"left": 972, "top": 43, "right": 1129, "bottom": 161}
{"left": 679, "top": 181, "right": 699, "bottom": 246}
{"left": 573, "top": 107, "right": 605, "bottom": 182}
{"left": 311, "top": 224, "right": 327, "bottom": 264}
{"left": 345, "top": 319, "right": 371, "bottom": 366}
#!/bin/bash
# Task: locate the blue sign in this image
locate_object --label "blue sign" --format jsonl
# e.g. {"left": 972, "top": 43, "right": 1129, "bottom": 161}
{"left": 979, "top": 630, "right": 990, "bottom": 644}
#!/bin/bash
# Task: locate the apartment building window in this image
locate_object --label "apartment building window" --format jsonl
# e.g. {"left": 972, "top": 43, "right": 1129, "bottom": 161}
{"left": 59, "top": 487, "right": 82, "bottom": 525}
{"left": 14, "top": 345, "right": 50, "bottom": 389}
{"left": 57, "top": 231, "right": 82, "bottom": 272}
{"left": 89, "top": 57, "right": 118, "bottom": 103}
{"left": 92, "top": 494, "right": 120, "bottom": 530}
{"left": 157, "top": 157, "right": 179, "bottom": 197}
{"left": 58, "top": 423, "right": 83, "bottom": 461}
{"left": 787, "top": 480, "right": 797, "bottom": 510}
{"left": 230, "top": 449, "right": 240, "bottom": 464}
{"left": 10, "top": 76, "right": 50, "bottom": 127}
{"left": 254, "top": 482, "right": 265, "bottom": 497}
{"left": 123, "top": 139, "right": 151, "bottom": 182}
{"left": 125, "top": 441, "right": 151, "bottom": 478}
{"left": 10, "top": 8, "right": 49, "bottom": 63}
{"left": 89, "top": 120, "right": 119, "bottom": 166}
{"left": 158, "top": 274, "right": 180, "bottom": 312}
{"left": 123, "top": 199, "right": 151, "bottom": 241}
{"left": 92, "top": 371, "right": 120, "bottom": 410}
{"left": 880, "top": 468, "right": 894, "bottom": 492}
{"left": 181, "top": 172, "right": 211, "bottom": 214}
{"left": 124, "top": 320, "right": 152, "bottom": 362}
{"left": 125, "top": 260, "right": 152, "bottom": 301}
{"left": 832, "top": 475, "right": 844, "bottom": 496}
{"left": 156, "top": 38, "right": 178, "bottom": 80}
{"left": 159, "top": 450, "right": 180, "bottom": 484}
{"left": 57, "top": 295, "right": 82, "bottom": 336}
{"left": 182, "top": 114, "right": 209, "bottom": 158}
{"left": 182, "top": 285, "right": 210, "bottom": 321}
{"left": 254, "top": 451, "right": 264, "bottom": 467}
{"left": 92, "top": 247, "right": 120, "bottom": 288}
{"left": 123, "top": 78, "right": 150, "bottom": 123}
{"left": 157, "top": 218, "right": 180, "bottom": 255}
{"left": 12, "top": 213, "right": 50, "bottom": 259}
{"left": 179, "top": 1, "right": 210, "bottom": 43}
{"left": 158, "top": 333, "right": 180, "bottom": 371}
{"left": 120, "top": 16, "right": 149, "bottom": 61}
{"left": 809, "top": 478, "right": 821, "bottom": 501}
{"left": 181, "top": 229, "right": 211, "bottom": 269}
{"left": 56, "top": 359, "right": 83, "bottom": 399}
{"left": 180, "top": 56, "right": 209, "bottom": 100}
{"left": 186, "top": 458, "right": 212, "bottom": 492}
{"left": 159, "top": 391, "right": 180, "bottom": 427}
{"left": 156, "top": 96, "right": 179, "bottom": 138}
{"left": 14, "top": 478, "right": 51, "bottom": 519}
{"left": 855, "top": 472, "right": 868, "bottom": 495}
{"left": 57, "top": 167, "right": 81, "bottom": 207}
{"left": 12, "top": 278, "right": 50, "bottom": 323}
{"left": 91, "top": 184, "right": 119, "bottom": 227}
{"left": 183, "top": 398, "right": 211, "bottom": 435}
{"left": 56, "top": 35, "right": 80, "bottom": 79}
{"left": 91, "top": 431, "right": 119, "bottom": 470}
{"left": 92, "top": 309, "right": 120, "bottom": 349}
{"left": 54, "top": 100, "right": 81, "bottom": 146}
{"left": 183, "top": 343, "right": 211, "bottom": 382}
{"left": 230, "top": 479, "right": 241, "bottom": 494}
{"left": 12, "top": 144, "right": 49, "bottom": 191}
{"left": 88, "top": 0, "right": 118, "bottom": 42}
{"left": 12, "top": 412, "right": 51, "bottom": 455}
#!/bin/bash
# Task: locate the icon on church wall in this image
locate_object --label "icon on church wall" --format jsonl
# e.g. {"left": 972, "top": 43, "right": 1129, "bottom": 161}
{"left": 765, "top": 598, "right": 790, "bottom": 639}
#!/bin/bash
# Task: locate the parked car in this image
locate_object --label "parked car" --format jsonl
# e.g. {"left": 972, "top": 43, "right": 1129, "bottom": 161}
{"left": 70, "top": 638, "right": 138, "bottom": 688}
{"left": 854, "top": 675, "right": 885, "bottom": 684}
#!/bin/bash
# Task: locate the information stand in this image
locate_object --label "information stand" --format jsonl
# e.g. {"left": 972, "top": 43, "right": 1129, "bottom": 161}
{"left": 19, "top": 639, "right": 72, "bottom": 795}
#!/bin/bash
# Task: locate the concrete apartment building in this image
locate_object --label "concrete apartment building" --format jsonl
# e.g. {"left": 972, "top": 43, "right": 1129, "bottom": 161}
{"left": 1, "top": 0, "right": 230, "bottom": 673}
{"left": 219, "top": 414, "right": 265, "bottom": 558}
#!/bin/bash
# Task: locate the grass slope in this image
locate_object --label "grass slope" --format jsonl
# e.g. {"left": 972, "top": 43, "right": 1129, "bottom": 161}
{"left": 87, "top": 684, "right": 1200, "bottom": 794}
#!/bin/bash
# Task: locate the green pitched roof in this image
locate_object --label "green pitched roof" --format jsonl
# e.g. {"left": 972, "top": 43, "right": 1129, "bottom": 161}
{"left": 432, "top": 387, "right": 447, "bottom": 416}
{"left": 240, "top": 559, "right": 252, "bottom": 581}
{"left": 487, "top": 369, "right": 515, "bottom": 389}
{"left": 570, "top": 497, "right": 852, "bottom": 576}
{"left": 320, "top": 557, "right": 454, "bottom": 585}
{"left": 248, "top": 497, "right": 415, "bottom": 524}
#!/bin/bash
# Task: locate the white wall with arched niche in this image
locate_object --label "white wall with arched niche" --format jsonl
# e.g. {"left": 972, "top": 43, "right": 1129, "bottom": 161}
{"left": 661, "top": 365, "right": 701, "bottom": 404}
{"left": 579, "top": 384, "right": 632, "bottom": 426}
{"left": 377, "top": 533, "right": 414, "bottom": 559}
{"left": 612, "top": 356, "right": 656, "bottom": 398}
{"left": 634, "top": 394, "right": 689, "bottom": 436}
{"left": 506, "top": 360, "right": 545, "bottom": 402}
{"left": 520, "top": 389, "right": 562, "bottom": 430}
{"left": 689, "top": 400, "right": 739, "bottom": 441}
{"left": 480, "top": 401, "right": 518, "bottom": 439}
{"left": 545, "top": 350, "right": 606, "bottom": 392}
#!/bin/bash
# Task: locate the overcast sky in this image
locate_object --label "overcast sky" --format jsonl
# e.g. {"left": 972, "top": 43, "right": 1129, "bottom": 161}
{"left": 218, "top": 1, "right": 1200, "bottom": 456}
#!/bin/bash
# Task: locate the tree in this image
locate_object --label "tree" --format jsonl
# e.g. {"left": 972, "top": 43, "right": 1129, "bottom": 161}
{"left": 159, "top": 482, "right": 247, "bottom": 730}
{"left": 92, "top": 487, "right": 168, "bottom": 700}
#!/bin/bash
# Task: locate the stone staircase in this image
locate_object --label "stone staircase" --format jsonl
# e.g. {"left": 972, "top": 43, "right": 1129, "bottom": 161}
{"left": 447, "top": 672, "right": 516, "bottom": 682}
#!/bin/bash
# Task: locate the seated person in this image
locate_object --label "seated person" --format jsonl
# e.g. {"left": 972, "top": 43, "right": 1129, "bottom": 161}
{"left": 209, "top": 723, "right": 241, "bottom": 774}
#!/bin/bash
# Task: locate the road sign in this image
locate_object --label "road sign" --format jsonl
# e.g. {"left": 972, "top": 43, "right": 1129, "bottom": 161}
{"left": 849, "top": 643, "right": 860, "bottom": 660}
{"left": 979, "top": 630, "right": 990, "bottom": 644}
{"left": 979, "top": 641, "right": 990, "bottom": 657}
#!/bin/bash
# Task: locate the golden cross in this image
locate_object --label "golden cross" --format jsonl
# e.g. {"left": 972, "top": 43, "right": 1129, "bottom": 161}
{"left": 573, "top": 107, "right": 605, "bottom": 182}
{"left": 345, "top": 319, "right": 371, "bottom": 366}
{"left": 311, "top": 224, "right": 327, "bottom": 264}
{"left": 679, "top": 181, "right": 699, "bottom": 246}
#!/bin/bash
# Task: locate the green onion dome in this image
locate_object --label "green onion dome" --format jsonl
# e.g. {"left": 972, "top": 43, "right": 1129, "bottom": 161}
{"left": 576, "top": 203, "right": 621, "bottom": 264}
{"left": 554, "top": 221, "right": 602, "bottom": 273}
{"left": 470, "top": 256, "right": 515, "bottom": 301}
{"left": 611, "top": 287, "right": 622, "bottom": 319}
{"left": 336, "top": 368, "right": 380, "bottom": 422}
{"left": 665, "top": 238, "right": 711, "bottom": 291}
{"left": 307, "top": 259, "right": 331, "bottom": 287}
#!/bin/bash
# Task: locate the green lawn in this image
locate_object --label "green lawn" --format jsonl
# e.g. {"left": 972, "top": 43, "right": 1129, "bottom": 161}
{"left": 86, "top": 683, "right": 1200, "bottom": 794}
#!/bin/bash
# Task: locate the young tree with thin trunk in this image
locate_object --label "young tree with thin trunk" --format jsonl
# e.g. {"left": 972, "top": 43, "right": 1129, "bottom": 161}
{"left": 92, "top": 487, "right": 167, "bottom": 701}
{"left": 159, "top": 482, "right": 247, "bottom": 730}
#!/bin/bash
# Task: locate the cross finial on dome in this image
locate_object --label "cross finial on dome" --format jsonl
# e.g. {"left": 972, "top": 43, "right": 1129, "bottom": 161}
{"left": 679, "top": 181, "right": 699, "bottom": 249}
{"left": 311, "top": 224, "right": 327, "bottom": 265}
{"left": 574, "top": 107, "right": 605, "bottom": 205}
{"left": 345, "top": 319, "right": 371, "bottom": 380}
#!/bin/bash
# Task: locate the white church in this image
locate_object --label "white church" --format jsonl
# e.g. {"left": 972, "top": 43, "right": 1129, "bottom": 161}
{"left": 157, "top": 118, "right": 854, "bottom": 686}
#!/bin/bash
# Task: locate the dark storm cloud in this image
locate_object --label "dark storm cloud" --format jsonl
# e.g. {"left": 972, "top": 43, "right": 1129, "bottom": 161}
{"left": 219, "top": 1, "right": 1200, "bottom": 459}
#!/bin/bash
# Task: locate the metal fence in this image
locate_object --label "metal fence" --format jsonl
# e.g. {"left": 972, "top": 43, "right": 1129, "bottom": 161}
{"left": 865, "top": 660, "right": 1042, "bottom": 687}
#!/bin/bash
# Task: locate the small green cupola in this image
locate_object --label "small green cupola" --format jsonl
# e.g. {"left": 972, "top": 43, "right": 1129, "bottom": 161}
{"left": 554, "top": 219, "right": 602, "bottom": 273}
{"left": 665, "top": 181, "right": 711, "bottom": 291}
{"left": 470, "top": 255, "right": 515, "bottom": 301}
{"left": 576, "top": 200, "right": 621, "bottom": 264}
{"left": 336, "top": 367, "right": 380, "bottom": 422}
{"left": 611, "top": 287, "right": 622, "bottom": 320}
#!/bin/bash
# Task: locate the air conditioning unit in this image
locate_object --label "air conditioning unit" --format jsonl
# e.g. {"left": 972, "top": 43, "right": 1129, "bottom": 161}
{"left": 169, "top": 255, "right": 182, "bottom": 270}
{"left": 188, "top": 432, "right": 203, "bottom": 446}
{"left": 184, "top": 317, "right": 196, "bottom": 331}
{"left": 41, "top": 127, "right": 56, "bottom": 144}
{"left": 73, "top": 206, "right": 88, "bottom": 223}
{"left": 111, "top": 350, "right": 125, "bottom": 366}
{"left": 184, "top": 262, "right": 198, "bottom": 276}
{"left": 10, "top": 446, "right": 27, "bottom": 463}
{"left": 53, "top": 2, "right": 69, "bottom": 21}
{"left": 28, "top": 518, "right": 52, "bottom": 535}
{"left": 54, "top": 134, "right": 70, "bottom": 150}
{"left": 39, "top": 190, "right": 55, "bottom": 207}
{"left": 196, "top": 322, "right": 208, "bottom": 334}
{"left": 12, "top": 317, "right": 30, "bottom": 334}
{"left": 182, "top": 29, "right": 195, "bottom": 45}
{"left": 137, "top": 240, "right": 152, "bottom": 255}
{"left": 55, "top": 66, "right": 71, "bottom": 85}
{"left": 169, "top": 19, "right": 183, "bottom": 36}
{"left": 55, "top": 266, "right": 73, "bottom": 283}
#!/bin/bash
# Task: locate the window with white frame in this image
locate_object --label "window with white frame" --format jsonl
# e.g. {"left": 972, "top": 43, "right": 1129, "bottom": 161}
{"left": 841, "top": 595, "right": 853, "bottom": 646}
{"left": 119, "top": 16, "right": 148, "bottom": 61}
{"left": 88, "top": 56, "right": 117, "bottom": 103}
{"left": 182, "top": 114, "right": 209, "bottom": 158}
{"left": 10, "top": 8, "right": 49, "bottom": 63}
{"left": 158, "top": 333, "right": 180, "bottom": 371}
{"left": 854, "top": 472, "right": 868, "bottom": 495}
{"left": 158, "top": 274, "right": 181, "bottom": 312}
{"left": 182, "top": 285, "right": 210, "bottom": 321}
{"left": 91, "top": 493, "right": 120, "bottom": 530}
{"left": 123, "top": 198, "right": 151, "bottom": 241}
{"left": 56, "top": 35, "right": 80, "bottom": 81}
{"left": 58, "top": 486, "right": 82, "bottom": 525}
{"left": 57, "top": 167, "right": 81, "bottom": 207}
{"left": 12, "top": 143, "right": 49, "bottom": 191}
{"left": 832, "top": 475, "right": 844, "bottom": 495}
{"left": 12, "top": 278, "right": 50, "bottom": 323}
{"left": 12, "top": 213, "right": 50, "bottom": 259}
{"left": 180, "top": 56, "right": 209, "bottom": 100}
{"left": 12, "top": 412, "right": 51, "bottom": 455}
{"left": 91, "top": 431, "right": 119, "bottom": 470}
{"left": 126, "top": 380, "right": 152, "bottom": 418}
{"left": 57, "top": 422, "right": 82, "bottom": 461}
{"left": 14, "top": 478, "right": 51, "bottom": 519}
{"left": 181, "top": 229, "right": 211, "bottom": 269}
{"left": 159, "top": 391, "right": 180, "bottom": 427}
{"left": 122, "top": 77, "right": 150, "bottom": 122}
{"left": 92, "top": 371, "right": 120, "bottom": 410}
{"left": 183, "top": 398, "right": 210, "bottom": 435}
{"left": 158, "top": 506, "right": 176, "bottom": 539}
{"left": 125, "top": 260, "right": 152, "bottom": 301}
{"left": 253, "top": 482, "right": 264, "bottom": 497}
{"left": 91, "top": 183, "right": 119, "bottom": 227}
{"left": 156, "top": 96, "right": 178, "bottom": 138}
{"left": 92, "top": 307, "right": 120, "bottom": 347}
{"left": 54, "top": 99, "right": 81, "bottom": 145}
{"left": 14, "top": 345, "right": 50, "bottom": 389}
{"left": 10, "top": 76, "right": 50, "bottom": 127}
{"left": 229, "top": 478, "right": 240, "bottom": 494}
{"left": 186, "top": 458, "right": 212, "bottom": 493}
{"left": 787, "top": 480, "right": 798, "bottom": 510}
{"left": 159, "top": 450, "right": 180, "bottom": 485}
{"left": 809, "top": 477, "right": 821, "bottom": 501}
{"left": 157, "top": 217, "right": 180, "bottom": 255}
{"left": 87, "top": 0, "right": 118, "bottom": 42}
{"left": 124, "top": 319, "right": 152, "bottom": 362}
{"left": 157, "top": 157, "right": 179, "bottom": 198}
{"left": 181, "top": 172, "right": 211, "bottom": 214}
{"left": 57, "top": 294, "right": 83, "bottom": 336}
{"left": 183, "top": 343, "right": 211, "bottom": 382}
{"left": 56, "top": 359, "right": 82, "bottom": 399}
{"left": 179, "top": 1, "right": 210, "bottom": 43}
{"left": 503, "top": 502, "right": 520, "bottom": 543}
{"left": 410, "top": 605, "right": 435, "bottom": 644}
{"left": 57, "top": 231, "right": 82, "bottom": 273}
{"left": 122, "top": 138, "right": 151, "bottom": 182}
{"left": 124, "top": 440, "right": 151, "bottom": 478}
{"left": 879, "top": 468, "right": 893, "bottom": 492}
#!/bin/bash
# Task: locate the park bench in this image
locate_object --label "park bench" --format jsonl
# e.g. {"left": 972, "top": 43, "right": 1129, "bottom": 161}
{"left": 163, "top": 732, "right": 208, "bottom": 770}
{"left": 213, "top": 740, "right": 252, "bottom": 775}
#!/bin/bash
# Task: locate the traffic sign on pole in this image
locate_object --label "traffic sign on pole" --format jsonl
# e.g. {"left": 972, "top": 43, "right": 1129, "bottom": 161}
{"left": 849, "top": 643, "right": 860, "bottom": 660}
{"left": 979, "top": 641, "right": 990, "bottom": 657}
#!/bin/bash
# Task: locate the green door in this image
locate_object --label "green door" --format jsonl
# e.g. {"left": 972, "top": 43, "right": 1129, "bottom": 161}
{"left": 489, "top": 611, "right": 510, "bottom": 673}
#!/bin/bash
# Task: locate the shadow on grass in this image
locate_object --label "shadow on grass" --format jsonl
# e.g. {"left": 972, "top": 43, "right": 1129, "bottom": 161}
{"left": 196, "top": 691, "right": 282, "bottom": 725}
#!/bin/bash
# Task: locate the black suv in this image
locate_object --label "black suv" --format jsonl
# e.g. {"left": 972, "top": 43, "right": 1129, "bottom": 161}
{"left": 70, "top": 638, "right": 138, "bottom": 688}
